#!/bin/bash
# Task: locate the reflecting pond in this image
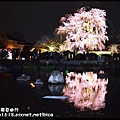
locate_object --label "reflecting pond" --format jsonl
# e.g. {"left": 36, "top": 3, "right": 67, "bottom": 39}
{"left": 0, "top": 67, "right": 120, "bottom": 118}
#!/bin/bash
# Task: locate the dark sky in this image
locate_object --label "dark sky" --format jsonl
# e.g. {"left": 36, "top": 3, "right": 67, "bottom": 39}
{"left": 0, "top": 1, "right": 120, "bottom": 43}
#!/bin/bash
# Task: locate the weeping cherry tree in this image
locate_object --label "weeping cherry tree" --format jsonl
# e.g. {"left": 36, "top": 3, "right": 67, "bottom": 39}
{"left": 56, "top": 6, "right": 109, "bottom": 53}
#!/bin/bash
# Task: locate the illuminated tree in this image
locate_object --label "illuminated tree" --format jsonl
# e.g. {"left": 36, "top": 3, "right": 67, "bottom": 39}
{"left": 56, "top": 6, "right": 109, "bottom": 53}
{"left": 106, "top": 44, "right": 120, "bottom": 53}
{"left": 33, "top": 35, "right": 62, "bottom": 52}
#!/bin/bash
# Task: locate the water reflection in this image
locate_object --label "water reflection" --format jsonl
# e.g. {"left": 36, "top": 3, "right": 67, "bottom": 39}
{"left": 1, "top": 68, "right": 120, "bottom": 117}
{"left": 48, "top": 84, "right": 64, "bottom": 95}
{"left": 27, "top": 70, "right": 109, "bottom": 111}
{"left": 16, "top": 69, "right": 109, "bottom": 110}
{"left": 29, "top": 81, "right": 65, "bottom": 97}
{"left": 62, "top": 71, "right": 108, "bottom": 111}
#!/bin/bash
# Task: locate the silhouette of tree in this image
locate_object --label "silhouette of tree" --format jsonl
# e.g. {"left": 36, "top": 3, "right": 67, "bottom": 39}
{"left": 0, "top": 31, "right": 8, "bottom": 49}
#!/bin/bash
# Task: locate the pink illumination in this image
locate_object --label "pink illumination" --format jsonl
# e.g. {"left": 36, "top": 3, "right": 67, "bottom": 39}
{"left": 57, "top": 7, "right": 109, "bottom": 52}
{"left": 62, "top": 71, "right": 108, "bottom": 111}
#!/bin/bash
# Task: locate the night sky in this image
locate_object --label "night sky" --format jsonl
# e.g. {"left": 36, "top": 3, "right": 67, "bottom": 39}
{"left": 0, "top": 1, "right": 120, "bottom": 43}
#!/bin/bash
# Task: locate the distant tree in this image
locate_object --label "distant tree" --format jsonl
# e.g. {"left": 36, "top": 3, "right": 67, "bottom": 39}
{"left": 33, "top": 35, "right": 62, "bottom": 52}
{"left": 106, "top": 44, "right": 120, "bottom": 53}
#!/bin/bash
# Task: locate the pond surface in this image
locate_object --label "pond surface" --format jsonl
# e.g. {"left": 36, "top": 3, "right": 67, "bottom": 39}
{"left": 0, "top": 68, "right": 120, "bottom": 118}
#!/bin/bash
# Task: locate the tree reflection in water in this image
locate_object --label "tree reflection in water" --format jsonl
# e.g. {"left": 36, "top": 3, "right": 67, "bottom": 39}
{"left": 62, "top": 71, "right": 108, "bottom": 111}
